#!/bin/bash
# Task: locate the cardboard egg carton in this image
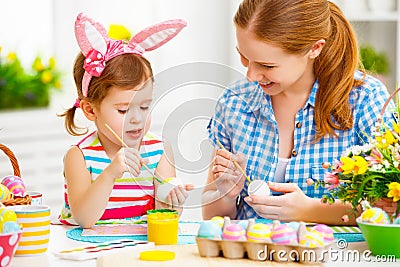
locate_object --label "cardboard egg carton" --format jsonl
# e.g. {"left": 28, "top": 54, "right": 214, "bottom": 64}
{"left": 196, "top": 237, "right": 333, "bottom": 264}
{"left": 195, "top": 218, "right": 334, "bottom": 264}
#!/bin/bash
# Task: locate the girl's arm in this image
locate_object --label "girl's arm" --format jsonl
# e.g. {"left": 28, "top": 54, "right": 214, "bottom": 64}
{"left": 154, "top": 141, "right": 187, "bottom": 216}
{"left": 64, "top": 146, "right": 116, "bottom": 228}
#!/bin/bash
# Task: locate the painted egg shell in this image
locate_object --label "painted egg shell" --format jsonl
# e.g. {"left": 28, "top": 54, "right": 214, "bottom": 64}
{"left": 2, "top": 221, "right": 21, "bottom": 233}
{"left": 1, "top": 175, "right": 26, "bottom": 197}
{"left": 197, "top": 221, "right": 222, "bottom": 239}
{"left": 246, "top": 223, "right": 272, "bottom": 242}
{"left": 312, "top": 224, "right": 334, "bottom": 242}
{"left": 0, "top": 208, "right": 17, "bottom": 231}
{"left": 361, "top": 207, "right": 390, "bottom": 224}
{"left": 0, "top": 184, "right": 11, "bottom": 202}
{"left": 299, "top": 229, "right": 325, "bottom": 248}
{"left": 237, "top": 220, "right": 249, "bottom": 230}
{"left": 210, "top": 216, "right": 224, "bottom": 228}
{"left": 222, "top": 224, "right": 246, "bottom": 241}
{"left": 271, "top": 224, "right": 298, "bottom": 245}
{"left": 286, "top": 221, "right": 300, "bottom": 232}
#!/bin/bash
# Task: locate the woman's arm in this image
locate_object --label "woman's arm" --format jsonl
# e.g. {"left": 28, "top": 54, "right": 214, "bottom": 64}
{"left": 202, "top": 149, "right": 248, "bottom": 219}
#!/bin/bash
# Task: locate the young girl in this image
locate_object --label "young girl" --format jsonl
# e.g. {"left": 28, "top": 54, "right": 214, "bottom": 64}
{"left": 202, "top": 0, "right": 394, "bottom": 225}
{"left": 59, "top": 13, "right": 190, "bottom": 228}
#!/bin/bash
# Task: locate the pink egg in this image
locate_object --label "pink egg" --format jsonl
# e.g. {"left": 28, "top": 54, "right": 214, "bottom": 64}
{"left": 1, "top": 175, "right": 26, "bottom": 197}
{"left": 271, "top": 224, "right": 298, "bottom": 245}
{"left": 312, "top": 224, "right": 334, "bottom": 243}
{"left": 222, "top": 224, "right": 246, "bottom": 241}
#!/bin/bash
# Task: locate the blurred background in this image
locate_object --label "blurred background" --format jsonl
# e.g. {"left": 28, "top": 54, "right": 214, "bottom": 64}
{"left": 0, "top": 0, "right": 399, "bottom": 221}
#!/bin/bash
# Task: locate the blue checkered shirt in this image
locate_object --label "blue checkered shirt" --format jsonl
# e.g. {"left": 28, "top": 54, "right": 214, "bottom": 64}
{"left": 207, "top": 71, "right": 393, "bottom": 219}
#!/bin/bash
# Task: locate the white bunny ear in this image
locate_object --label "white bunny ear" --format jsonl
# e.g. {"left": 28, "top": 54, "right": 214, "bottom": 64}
{"left": 75, "top": 13, "right": 109, "bottom": 56}
{"left": 129, "top": 19, "right": 186, "bottom": 52}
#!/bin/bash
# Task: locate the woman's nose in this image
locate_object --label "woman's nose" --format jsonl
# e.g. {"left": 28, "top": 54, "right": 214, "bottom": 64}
{"left": 246, "top": 62, "right": 263, "bottom": 83}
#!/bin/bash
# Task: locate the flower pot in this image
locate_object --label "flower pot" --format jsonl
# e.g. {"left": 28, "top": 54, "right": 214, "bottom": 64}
{"left": 367, "top": 0, "right": 396, "bottom": 13}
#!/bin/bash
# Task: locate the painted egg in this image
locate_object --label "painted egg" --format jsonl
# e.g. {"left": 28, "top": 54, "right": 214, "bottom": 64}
{"left": 197, "top": 221, "right": 222, "bottom": 239}
{"left": 271, "top": 224, "right": 298, "bottom": 245}
{"left": 2, "top": 221, "right": 21, "bottom": 233}
{"left": 361, "top": 207, "right": 390, "bottom": 224}
{"left": 299, "top": 229, "right": 325, "bottom": 248}
{"left": 0, "top": 184, "right": 11, "bottom": 202}
{"left": 210, "top": 216, "right": 224, "bottom": 228}
{"left": 0, "top": 207, "right": 17, "bottom": 231}
{"left": 222, "top": 224, "right": 246, "bottom": 241}
{"left": 312, "top": 224, "right": 334, "bottom": 243}
{"left": 393, "top": 214, "right": 400, "bottom": 224}
{"left": 246, "top": 223, "right": 272, "bottom": 242}
{"left": 237, "top": 220, "right": 249, "bottom": 230}
{"left": 1, "top": 175, "right": 26, "bottom": 197}
{"left": 286, "top": 221, "right": 300, "bottom": 232}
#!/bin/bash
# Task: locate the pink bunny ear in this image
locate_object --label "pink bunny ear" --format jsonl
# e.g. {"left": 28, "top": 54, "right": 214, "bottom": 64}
{"left": 75, "top": 13, "right": 109, "bottom": 56}
{"left": 129, "top": 19, "right": 187, "bottom": 52}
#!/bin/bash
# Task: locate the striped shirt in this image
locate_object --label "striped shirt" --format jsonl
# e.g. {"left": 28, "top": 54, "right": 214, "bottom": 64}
{"left": 59, "top": 131, "right": 163, "bottom": 225}
{"left": 207, "top": 71, "right": 393, "bottom": 219}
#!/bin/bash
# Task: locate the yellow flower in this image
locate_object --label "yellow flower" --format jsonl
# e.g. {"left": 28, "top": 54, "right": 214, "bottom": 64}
{"left": 392, "top": 121, "right": 400, "bottom": 135}
{"left": 49, "top": 57, "right": 56, "bottom": 69}
{"left": 353, "top": 156, "right": 368, "bottom": 175}
{"left": 54, "top": 79, "right": 62, "bottom": 89}
{"left": 6, "top": 52, "right": 17, "bottom": 62}
{"left": 41, "top": 70, "right": 53, "bottom": 84}
{"left": 32, "top": 57, "right": 45, "bottom": 72}
{"left": 108, "top": 24, "right": 131, "bottom": 41}
{"left": 387, "top": 182, "right": 400, "bottom": 202}
{"left": 376, "top": 130, "right": 396, "bottom": 148}
{"left": 340, "top": 156, "right": 355, "bottom": 174}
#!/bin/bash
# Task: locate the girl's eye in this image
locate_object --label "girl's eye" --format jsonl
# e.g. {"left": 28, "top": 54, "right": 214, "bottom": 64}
{"left": 141, "top": 107, "right": 149, "bottom": 110}
{"left": 118, "top": 109, "right": 128, "bottom": 114}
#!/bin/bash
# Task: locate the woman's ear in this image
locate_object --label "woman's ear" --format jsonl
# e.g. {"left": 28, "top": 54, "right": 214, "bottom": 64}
{"left": 309, "top": 39, "right": 326, "bottom": 59}
{"left": 80, "top": 100, "right": 96, "bottom": 121}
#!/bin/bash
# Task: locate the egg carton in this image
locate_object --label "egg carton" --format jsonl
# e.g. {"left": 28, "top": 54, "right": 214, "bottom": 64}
{"left": 196, "top": 237, "right": 334, "bottom": 264}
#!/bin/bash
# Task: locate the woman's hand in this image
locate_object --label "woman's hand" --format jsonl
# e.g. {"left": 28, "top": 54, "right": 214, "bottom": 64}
{"left": 244, "top": 182, "right": 312, "bottom": 222}
{"left": 212, "top": 149, "right": 247, "bottom": 199}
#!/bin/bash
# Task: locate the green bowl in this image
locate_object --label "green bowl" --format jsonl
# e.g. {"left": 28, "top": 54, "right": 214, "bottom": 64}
{"left": 356, "top": 217, "right": 400, "bottom": 258}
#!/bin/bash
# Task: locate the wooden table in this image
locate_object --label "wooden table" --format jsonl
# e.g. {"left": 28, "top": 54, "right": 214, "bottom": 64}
{"left": 9, "top": 225, "right": 398, "bottom": 267}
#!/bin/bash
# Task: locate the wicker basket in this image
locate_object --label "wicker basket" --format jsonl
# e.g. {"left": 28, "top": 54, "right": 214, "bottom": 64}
{"left": 373, "top": 198, "right": 397, "bottom": 216}
{"left": 0, "top": 144, "right": 31, "bottom": 206}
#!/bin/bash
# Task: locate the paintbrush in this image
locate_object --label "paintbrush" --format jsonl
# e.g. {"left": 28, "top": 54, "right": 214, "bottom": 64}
{"left": 104, "top": 123, "right": 164, "bottom": 184}
{"left": 215, "top": 138, "right": 251, "bottom": 183}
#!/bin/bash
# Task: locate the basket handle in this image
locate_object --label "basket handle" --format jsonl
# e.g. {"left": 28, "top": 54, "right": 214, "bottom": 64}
{"left": 0, "top": 144, "right": 21, "bottom": 177}
{"left": 379, "top": 87, "right": 400, "bottom": 121}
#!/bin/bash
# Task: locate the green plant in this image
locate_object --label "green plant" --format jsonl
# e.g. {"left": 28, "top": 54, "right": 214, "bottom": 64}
{"left": 0, "top": 47, "right": 62, "bottom": 110}
{"left": 360, "top": 45, "right": 390, "bottom": 75}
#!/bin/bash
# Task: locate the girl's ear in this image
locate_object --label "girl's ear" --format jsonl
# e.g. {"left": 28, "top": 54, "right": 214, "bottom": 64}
{"left": 80, "top": 100, "right": 96, "bottom": 121}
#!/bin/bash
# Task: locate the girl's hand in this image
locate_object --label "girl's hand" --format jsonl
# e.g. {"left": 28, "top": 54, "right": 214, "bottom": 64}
{"left": 165, "top": 184, "right": 194, "bottom": 209}
{"left": 244, "top": 182, "right": 312, "bottom": 222}
{"left": 212, "top": 149, "right": 247, "bottom": 199}
{"left": 106, "top": 147, "right": 147, "bottom": 178}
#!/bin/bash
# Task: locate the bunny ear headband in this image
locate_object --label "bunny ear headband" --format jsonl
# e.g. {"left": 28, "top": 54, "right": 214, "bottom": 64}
{"left": 74, "top": 13, "right": 187, "bottom": 98}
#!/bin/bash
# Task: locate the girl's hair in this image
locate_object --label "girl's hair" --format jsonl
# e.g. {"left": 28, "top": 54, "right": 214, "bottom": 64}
{"left": 234, "top": 0, "right": 364, "bottom": 140}
{"left": 59, "top": 53, "right": 153, "bottom": 136}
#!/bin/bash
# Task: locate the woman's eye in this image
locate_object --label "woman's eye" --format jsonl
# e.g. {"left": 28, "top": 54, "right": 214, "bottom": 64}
{"left": 261, "top": 64, "right": 275, "bottom": 69}
{"left": 118, "top": 109, "right": 128, "bottom": 114}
